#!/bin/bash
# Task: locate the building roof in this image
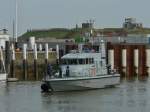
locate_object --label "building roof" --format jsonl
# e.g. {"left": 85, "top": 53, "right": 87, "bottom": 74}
{"left": 61, "top": 52, "right": 99, "bottom": 59}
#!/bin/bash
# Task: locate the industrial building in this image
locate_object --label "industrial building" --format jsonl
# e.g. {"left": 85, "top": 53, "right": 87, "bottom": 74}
{"left": 123, "top": 17, "right": 143, "bottom": 29}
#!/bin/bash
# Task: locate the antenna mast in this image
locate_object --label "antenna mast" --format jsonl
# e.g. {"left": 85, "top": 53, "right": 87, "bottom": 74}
{"left": 15, "top": 0, "right": 18, "bottom": 42}
{"left": 13, "top": 20, "right": 15, "bottom": 42}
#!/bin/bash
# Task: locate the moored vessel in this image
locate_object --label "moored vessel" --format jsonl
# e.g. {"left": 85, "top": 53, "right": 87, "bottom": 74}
{"left": 41, "top": 40, "right": 120, "bottom": 92}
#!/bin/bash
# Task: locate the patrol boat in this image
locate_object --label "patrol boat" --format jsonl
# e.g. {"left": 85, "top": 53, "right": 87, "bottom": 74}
{"left": 41, "top": 40, "right": 120, "bottom": 92}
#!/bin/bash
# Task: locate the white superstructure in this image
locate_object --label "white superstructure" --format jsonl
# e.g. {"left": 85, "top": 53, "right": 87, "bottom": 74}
{"left": 60, "top": 40, "right": 108, "bottom": 77}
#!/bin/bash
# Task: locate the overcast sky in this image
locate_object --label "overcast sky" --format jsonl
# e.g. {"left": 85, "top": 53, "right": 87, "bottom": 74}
{"left": 0, "top": 0, "right": 150, "bottom": 36}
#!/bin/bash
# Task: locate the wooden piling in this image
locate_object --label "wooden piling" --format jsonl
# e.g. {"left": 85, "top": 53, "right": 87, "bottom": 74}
{"left": 5, "top": 41, "right": 11, "bottom": 75}
{"left": 23, "top": 44, "right": 27, "bottom": 80}
{"left": 134, "top": 49, "right": 139, "bottom": 76}
{"left": 0, "top": 48, "right": 4, "bottom": 75}
{"left": 106, "top": 42, "right": 110, "bottom": 66}
{"left": 0, "top": 60, "right": 2, "bottom": 73}
{"left": 65, "top": 45, "right": 69, "bottom": 54}
{"left": 113, "top": 45, "right": 122, "bottom": 75}
{"left": 56, "top": 44, "right": 59, "bottom": 65}
{"left": 138, "top": 45, "right": 147, "bottom": 77}
{"left": 10, "top": 44, "right": 15, "bottom": 78}
{"left": 126, "top": 45, "right": 135, "bottom": 77}
{"left": 44, "top": 44, "right": 48, "bottom": 79}
{"left": 122, "top": 49, "right": 127, "bottom": 76}
{"left": 34, "top": 44, "right": 38, "bottom": 80}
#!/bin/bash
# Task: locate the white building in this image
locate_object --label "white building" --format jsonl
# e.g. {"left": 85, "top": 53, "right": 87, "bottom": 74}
{"left": 123, "top": 17, "right": 143, "bottom": 29}
{"left": 28, "top": 36, "right": 35, "bottom": 50}
{"left": 0, "top": 30, "right": 9, "bottom": 49}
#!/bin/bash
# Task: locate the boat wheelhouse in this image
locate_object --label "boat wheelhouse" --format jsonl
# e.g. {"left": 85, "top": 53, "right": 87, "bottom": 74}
{"left": 60, "top": 52, "right": 108, "bottom": 77}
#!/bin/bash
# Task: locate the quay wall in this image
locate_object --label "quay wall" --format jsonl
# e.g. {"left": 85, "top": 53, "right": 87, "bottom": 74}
{"left": 0, "top": 51, "right": 56, "bottom": 80}
{"left": 107, "top": 44, "right": 149, "bottom": 77}
{"left": 14, "top": 51, "right": 56, "bottom": 80}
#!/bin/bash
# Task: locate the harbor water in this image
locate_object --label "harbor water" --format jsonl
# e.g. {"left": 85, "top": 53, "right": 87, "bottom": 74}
{"left": 0, "top": 78, "right": 150, "bottom": 112}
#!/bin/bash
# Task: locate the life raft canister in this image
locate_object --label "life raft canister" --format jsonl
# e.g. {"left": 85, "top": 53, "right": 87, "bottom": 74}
{"left": 90, "top": 67, "right": 96, "bottom": 76}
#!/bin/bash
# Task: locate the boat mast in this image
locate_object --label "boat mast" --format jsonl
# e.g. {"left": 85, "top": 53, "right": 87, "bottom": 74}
{"left": 15, "top": 0, "right": 18, "bottom": 42}
{"left": 13, "top": 20, "right": 15, "bottom": 42}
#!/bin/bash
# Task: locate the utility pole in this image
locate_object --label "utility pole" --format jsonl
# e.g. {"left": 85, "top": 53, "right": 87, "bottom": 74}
{"left": 13, "top": 20, "right": 15, "bottom": 42}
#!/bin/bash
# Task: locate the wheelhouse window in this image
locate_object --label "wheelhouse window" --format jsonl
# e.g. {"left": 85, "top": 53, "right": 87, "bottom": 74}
{"left": 71, "top": 59, "right": 78, "bottom": 64}
{"left": 89, "top": 58, "right": 94, "bottom": 64}
{"left": 62, "top": 59, "right": 68, "bottom": 64}
{"left": 62, "top": 58, "right": 94, "bottom": 65}
{"left": 62, "top": 59, "right": 78, "bottom": 65}
{"left": 86, "top": 58, "right": 89, "bottom": 64}
{"left": 78, "top": 59, "right": 85, "bottom": 64}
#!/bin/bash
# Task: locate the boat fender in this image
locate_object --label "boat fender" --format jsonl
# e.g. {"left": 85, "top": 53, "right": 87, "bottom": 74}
{"left": 41, "top": 83, "right": 49, "bottom": 92}
{"left": 66, "top": 66, "right": 70, "bottom": 77}
{"left": 59, "top": 67, "right": 62, "bottom": 78}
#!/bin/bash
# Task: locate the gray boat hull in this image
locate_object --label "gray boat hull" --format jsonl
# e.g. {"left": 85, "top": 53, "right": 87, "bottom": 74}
{"left": 43, "top": 74, "right": 120, "bottom": 92}
{"left": 0, "top": 73, "right": 7, "bottom": 82}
